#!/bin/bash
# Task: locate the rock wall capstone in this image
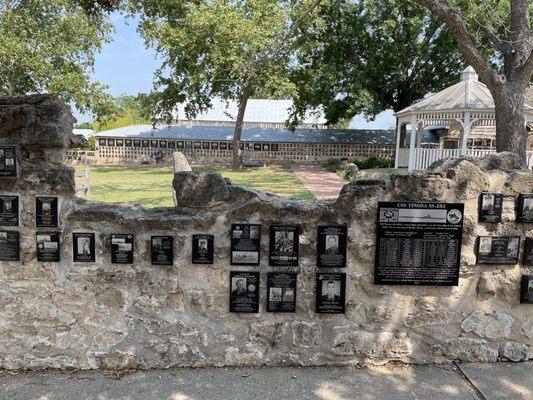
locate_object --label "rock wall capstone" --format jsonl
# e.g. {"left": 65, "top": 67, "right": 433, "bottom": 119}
{"left": 0, "top": 95, "right": 532, "bottom": 370}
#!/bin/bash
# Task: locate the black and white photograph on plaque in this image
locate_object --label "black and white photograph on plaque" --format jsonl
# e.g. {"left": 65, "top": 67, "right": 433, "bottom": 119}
{"left": 269, "top": 225, "right": 299, "bottom": 266}
{"left": 72, "top": 232, "right": 95, "bottom": 262}
{"left": 111, "top": 234, "right": 134, "bottom": 264}
{"left": 516, "top": 194, "right": 533, "bottom": 223}
{"left": 36, "top": 196, "right": 59, "bottom": 227}
{"left": 230, "top": 224, "right": 260, "bottom": 266}
{"left": 36, "top": 232, "right": 60, "bottom": 262}
{"left": 478, "top": 192, "right": 503, "bottom": 223}
{"left": 0, "top": 195, "right": 18, "bottom": 226}
{"left": 316, "top": 225, "right": 347, "bottom": 268}
{"left": 229, "top": 271, "right": 259, "bottom": 313}
{"left": 192, "top": 234, "right": 214, "bottom": 264}
{"left": 267, "top": 272, "right": 297, "bottom": 312}
{"left": 0, "top": 230, "right": 19, "bottom": 261}
{"left": 375, "top": 202, "right": 464, "bottom": 286}
{"left": 476, "top": 236, "right": 520, "bottom": 264}
{"left": 151, "top": 235, "right": 173, "bottom": 265}
{"left": 523, "top": 237, "right": 533, "bottom": 266}
{"left": 315, "top": 273, "right": 346, "bottom": 313}
{"left": 0, "top": 145, "right": 17, "bottom": 177}
{"left": 520, "top": 275, "right": 533, "bottom": 304}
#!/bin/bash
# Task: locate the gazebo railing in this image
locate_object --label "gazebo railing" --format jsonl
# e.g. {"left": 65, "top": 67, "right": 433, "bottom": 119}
{"left": 400, "top": 148, "right": 533, "bottom": 170}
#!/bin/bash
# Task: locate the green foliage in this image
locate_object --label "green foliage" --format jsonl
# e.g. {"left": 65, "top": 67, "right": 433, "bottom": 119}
{"left": 93, "top": 94, "right": 151, "bottom": 131}
{"left": 75, "top": 122, "right": 93, "bottom": 129}
{"left": 322, "top": 157, "right": 393, "bottom": 179}
{"left": 289, "top": 0, "right": 465, "bottom": 127}
{"left": 0, "top": 0, "right": 116, "bottom": 121}
{"left": 87, "top": 136, "right": 96, "bottom": 151}
{"left": 133, "top": 0, "right": 322, "bottom": 123}
{"left": 353, "top": 157, "right": 394, "bottom": 170}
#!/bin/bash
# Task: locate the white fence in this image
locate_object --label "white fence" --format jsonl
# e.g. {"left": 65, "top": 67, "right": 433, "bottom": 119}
{"left": 397, "top": 148, "right": 533, "bottom": 170}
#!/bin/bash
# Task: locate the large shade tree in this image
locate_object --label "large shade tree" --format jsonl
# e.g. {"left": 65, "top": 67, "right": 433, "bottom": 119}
{"left": 414, "top": 0, "right": 532, "bottom": 162}
{"left": 134, "top": 0, "right": 323, "bottom": 168}
{"left": 0, "top": 0, "right": 116, "bottom": 121}
{"left": 289, "top": 0, "right": 465, "bottom": 146}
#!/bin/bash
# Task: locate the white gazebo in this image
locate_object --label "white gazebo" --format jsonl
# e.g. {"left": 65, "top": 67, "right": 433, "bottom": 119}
{"left": 394, "top": 66, "right": 533, "bottom": 170}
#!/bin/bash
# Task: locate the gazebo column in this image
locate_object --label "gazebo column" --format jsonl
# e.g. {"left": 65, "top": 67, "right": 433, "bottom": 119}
{"left": 407, "top": 116, "right": 417, "bottom": 171}
{"left": 394, "top": 119, "right": 401, "bottom": 168}
{"left": 461, "top": 112, "right": 471, "bottom": 154}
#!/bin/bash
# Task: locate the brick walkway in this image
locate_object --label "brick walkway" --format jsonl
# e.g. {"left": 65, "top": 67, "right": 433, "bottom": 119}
{"left": 292, "top": 164, "right": 347, "bottom": 200}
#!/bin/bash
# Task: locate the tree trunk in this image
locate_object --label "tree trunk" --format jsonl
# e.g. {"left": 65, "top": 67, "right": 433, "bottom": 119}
{"left": 492, "top": 83, "right": 527, "bottom": 163}
{"left": 232, "top": 87, "right": 250, "bottom": 169}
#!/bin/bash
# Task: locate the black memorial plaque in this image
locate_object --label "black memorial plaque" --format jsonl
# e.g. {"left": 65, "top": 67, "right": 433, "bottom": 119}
{"left": 229, "top": 271, "right": 259, "bottom": 313}
{"left": 478, "top": 192, "right": 503, "bottom": 223}
{"left": 520, "top": 275, "right": 533, "bottom": 304}
{"left": 151, "top": 235, "right": 173, "bottom": 265}
{"left": 0, "top": 195, "right": 18, "bottom": 226}
{"left": 315, "top": 272, "right": 346, "bottom": 314}
{"left": 267, "top": 272, "right": 297, "bottom": 312}
{"left": 375, "top": 202, "right": 464, "bottom": 286}
{"left": 72, "top": 232, "right": 95, "bottom": 262}
{"left": 0, "top": 230, "right": 19, "bottom": 261}
{"left": 36, "top": 232, "right": 60, "bottom": 262}
{"left": 269, "top": 225, "right": 299, "bottom": 266}
{"left": 477, "top": 236, "right": 520, "bottom": 265}
{"left": 0, "top": 145, "right": 17, "bottom": 177}
{"left": 192, "top": 234, "right": 214, "bottom": 264}
{"left": 230, "top": 224, "right": 260, "bottom": 266}
{"left": 516, "top": 194, "right": 533, "bottom": 223}
{"left": 36, "top": 196, "right": 59, "bottom": 227}
{"left": 316, "top": 225, "right": 347, "bottom": 268}
{"left": 111, "top": 234, "right": 134, "bottom": 264}
{"left": 523, "top": 237, "right": 533, "bottom": 266}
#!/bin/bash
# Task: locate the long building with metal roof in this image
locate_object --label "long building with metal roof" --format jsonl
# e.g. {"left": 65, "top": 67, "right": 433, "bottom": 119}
{"left": 90, "top": 123, "right": 415, "bottom": 164}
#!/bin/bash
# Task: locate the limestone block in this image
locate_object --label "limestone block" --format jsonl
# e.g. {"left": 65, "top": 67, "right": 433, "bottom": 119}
{"left": 249, "top": 321, "right": 286, "bottom": 345}
{"left": 433, "top": 338, "right": 498, "bottom": 362}
{"left": 461, "top": 311, "right": 514, "bottom": 339}
{"left": 173, "top": 151, "right": 192, "bottom": 172}
{"left": 291, "top": 321, "right": 321, "bottom": 348}
{"left": 331, "top": 331, "right": 412, "bottom": 359}
{"left": 224, "top": 347, "right": 264, "bottom": 367}
{"left": 500, "top": 342, "right": 530, "bottom": 362}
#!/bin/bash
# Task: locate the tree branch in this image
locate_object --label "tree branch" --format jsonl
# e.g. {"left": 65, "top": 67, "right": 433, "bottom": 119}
{"left": 414, "top": 0, "right": 503, "bottom": 90}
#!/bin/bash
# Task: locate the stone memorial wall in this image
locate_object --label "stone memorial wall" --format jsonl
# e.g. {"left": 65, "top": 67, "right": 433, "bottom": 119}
{"left": 0, "top": 95, "right": 532, "bottom": 370}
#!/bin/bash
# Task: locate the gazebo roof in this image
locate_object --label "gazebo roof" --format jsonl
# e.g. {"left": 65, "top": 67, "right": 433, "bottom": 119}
{"left": 396, "top": 66, "right": 533, "bottom": 117}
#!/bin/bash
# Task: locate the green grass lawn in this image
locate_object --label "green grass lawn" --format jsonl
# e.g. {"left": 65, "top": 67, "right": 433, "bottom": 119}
{"left": 75, "top": 165, "right": 314, "bottom": 207}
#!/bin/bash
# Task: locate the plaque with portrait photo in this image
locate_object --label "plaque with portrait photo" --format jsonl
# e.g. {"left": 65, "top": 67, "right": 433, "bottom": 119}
{"left": 230, "top": 224, "right": 261, "bottom": 266}
{"left": 192, "top": 234, "right": 214, "bottom": 264}
{"left": 0, "top": 230, "right": 19, "bottom": 261}
{"left": 0, "top": 145, "right": 17, "bottom": 177}
{"left": 315, "top": 273, "right": 346, "bottom": 314}
{"left": 72, "top": 232, "right": 95, "bottom": 262}
{"left": 111, "top": 234, "right": 134, "bottom": 264}
{"left": 516, "top": 194, "right": 533, "bottom": 223}
{"left": 0, "top": 195, "right": 19, "bottom": 226}
{"left": 317, "top": 225, "right": 347, "bottom": 268}
{"left": 269, "top": 225, "right": 299, "bottom": 266}
{"left": 477, "top": 236, "right": 520, "bottom": 265}
{"left": 478, "top": 192, "right": 503, "bottom": 223}
{"left": 523, "top": 237, "right": 533, "bottom": 266}
{"left": 36, "top": 232, "right": 60, "bottom": 262}
{"left": 151, "top": 235, "right": 173, "bottom": 265}
{"left": 375, "top": 202, "right": 464, "bottom": 286}
{"left": 267, "top": 272, "right": 297, "bottom": 312}
{"left": 229, "top": 271, "right": 259, "bottom": 313}
{"left": 36, "top": 196, "right": 59, "bottom": 227}
{"left": 520, "top": 275, "right": 533, "bottom": 304}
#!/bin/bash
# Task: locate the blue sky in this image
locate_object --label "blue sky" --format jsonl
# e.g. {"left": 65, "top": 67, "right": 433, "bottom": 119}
{"left": 75, "top": 14, "right": 395, "bottom": 130}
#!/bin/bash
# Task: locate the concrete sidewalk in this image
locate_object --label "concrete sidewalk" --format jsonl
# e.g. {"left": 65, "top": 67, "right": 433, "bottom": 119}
{"left": 1, "top": 363, "right": 531, "bottom": 400}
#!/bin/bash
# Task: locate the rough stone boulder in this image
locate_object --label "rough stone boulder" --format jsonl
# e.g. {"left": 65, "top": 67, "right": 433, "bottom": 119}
{"left": 0, "top": 94, "right": 77, "bottom": 163}
{"left": 173, "top": 171, "right": 231, "bottom": 207}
